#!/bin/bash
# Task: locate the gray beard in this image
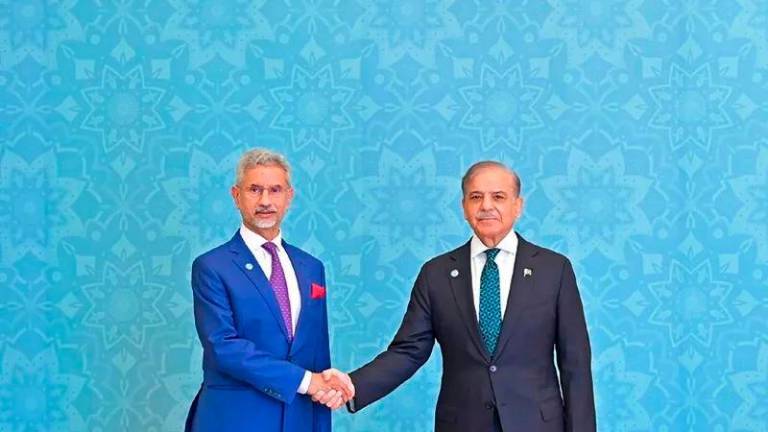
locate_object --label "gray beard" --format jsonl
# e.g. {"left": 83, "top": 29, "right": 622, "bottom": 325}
{"left": 251, "top": 217, "right": 277, "bottom": 229}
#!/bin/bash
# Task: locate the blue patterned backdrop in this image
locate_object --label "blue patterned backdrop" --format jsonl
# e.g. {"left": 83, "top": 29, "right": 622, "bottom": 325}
{"left": 1, "top": 1, "right": 767, "bottom": 431}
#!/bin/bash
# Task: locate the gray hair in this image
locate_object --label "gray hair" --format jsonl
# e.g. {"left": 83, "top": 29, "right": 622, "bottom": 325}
{"left": 461, "top": 160, "right": 521, "bottom": 196}
{"left": 235, "top": 148, "right": 292, "bottom": 186}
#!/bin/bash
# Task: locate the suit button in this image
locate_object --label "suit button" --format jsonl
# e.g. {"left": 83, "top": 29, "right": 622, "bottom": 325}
{"left": 489, "top": 365, "right": 497, "bottom": 373}
{"left": 484, "top": 402, "right": 494, "bottom": 410}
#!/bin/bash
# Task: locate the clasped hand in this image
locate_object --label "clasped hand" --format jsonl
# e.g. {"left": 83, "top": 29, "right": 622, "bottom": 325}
{"left": 307, "top": 369, "right": 354, "bottom": 410}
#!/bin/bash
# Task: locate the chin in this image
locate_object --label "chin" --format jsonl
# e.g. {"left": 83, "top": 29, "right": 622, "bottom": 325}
{"left": 253, "top": 219, "right": 277, "bottom": 229}
{"left": 475, "top": 220, "right": 500, "bottom": 230}
{"left": 479, "top": 227, "right": 509, "bottom": 238}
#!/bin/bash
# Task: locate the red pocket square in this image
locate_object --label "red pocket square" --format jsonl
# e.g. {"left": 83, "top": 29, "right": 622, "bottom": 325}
{"left": 311, "top": 283, "right": 326, "bottom": 299}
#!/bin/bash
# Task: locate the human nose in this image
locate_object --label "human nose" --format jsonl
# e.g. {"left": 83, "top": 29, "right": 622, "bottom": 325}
{"left": 480, "top": 194, "right": 494, "bottom": 210}
{"left": 256, "top": 189, "right": 272, "bottom": 205}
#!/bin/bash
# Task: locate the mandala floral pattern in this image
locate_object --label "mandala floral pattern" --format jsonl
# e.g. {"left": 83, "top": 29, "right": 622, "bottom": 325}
{"left": 593, "top": 343, "right": 652, "bottom": 430}
{"left": 459, "top": 64, "right": 544, "bottom": 151}
{"left": 731, "top": 0, "right": 768, "bottom": 69}
{"left": 540, "top": 141, "right": 652, "bottom": 259}
{"left": 81, "top": 262, "right": 167, "bottom": 349}
{"left": 0, "top": 150, "right": 85, "bottom": 263}
{"left": 649, "top": 63, "right": 733, "bottom": 151}
{"left": 648, "top": 260, "right": 734, "bottom": 347}
{"left": 350, "top": 147, "right": 462, "bottom": 263}
{"left": 0, "top": 1, "right": 766, "bottom": 431}
{"left": 160, "top": 149, "right": 240, "bottom": 250}
{"left": 541, "top": 0, "right": 651, "bottom": 66}
{"left": 80, "top": 65, "right": 166, "bottom": 153}
{"left": 0, "top": 0, "right": 82, "bottom": 68}
{"left": 270, "top": 65, "right": 355, "bottom": 151}
{"left": 162, "top": 0, "right": 273, "bottom": 68}
{"left": 351, "top": 0, "right": 463, "bottom": 67}
{"left": 730, "top": 341, "right": 768, "bottom": 431}
{"left": 729, "top": 147, "right": 768, "bottom": 262}
{"left": 0, "top": 346, "right": 86, "bottom": 431}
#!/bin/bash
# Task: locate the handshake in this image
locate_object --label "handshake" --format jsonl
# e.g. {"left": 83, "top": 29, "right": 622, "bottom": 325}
{"left": 307, "top": 369, "right": 354, "bottom": 410}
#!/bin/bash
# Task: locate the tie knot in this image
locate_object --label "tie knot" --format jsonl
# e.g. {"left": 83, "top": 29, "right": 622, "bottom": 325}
{"left": 485, "top": 248, "right": 500, "bottom": 260}
{"left": 262, "top": 241, "right": 278, "bottom": 255}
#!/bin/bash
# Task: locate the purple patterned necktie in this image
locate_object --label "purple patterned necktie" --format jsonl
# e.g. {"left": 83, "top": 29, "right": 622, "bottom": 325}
{"left": 262, "top": 241, "right": 293, "bottom": 340}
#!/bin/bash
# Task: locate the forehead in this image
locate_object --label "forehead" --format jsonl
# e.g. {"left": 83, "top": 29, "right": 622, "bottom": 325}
{"left": 240, "top": 164, "right": 289, "bottom": 185}
{"left": 465, "top": 166, "right": 516, "bottom": 191}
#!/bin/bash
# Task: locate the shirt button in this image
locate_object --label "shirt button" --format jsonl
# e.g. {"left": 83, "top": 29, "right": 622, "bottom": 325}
{"left": 489, "top": 365, "right": 497, "bottom": 373}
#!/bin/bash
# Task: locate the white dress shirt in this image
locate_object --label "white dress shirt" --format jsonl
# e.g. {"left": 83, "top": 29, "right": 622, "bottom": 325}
{"left": 239, "top": 224, "right": 312, "bottom": 394}
{"left": 469, "top": 231, "right": 519, "bottom": 321}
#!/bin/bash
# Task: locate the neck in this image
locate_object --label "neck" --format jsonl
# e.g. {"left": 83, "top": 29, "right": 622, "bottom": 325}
{"left": 478, "top": 236, "right": 500, "bottom": 248}
{"left": 244, "top": 222, "right": 280, "bottom": 241}
{"left": 477, "top": 229, "right": 513, "bottom": 248}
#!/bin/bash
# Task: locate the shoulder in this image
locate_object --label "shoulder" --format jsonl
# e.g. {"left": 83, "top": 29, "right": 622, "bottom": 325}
{"left": 521, "top": 236, "right": 571, "bottom": 268}
{"left": 192, "top": 239, "right": 233, "bottom": 270}
{"left": 283, "top": 242, "right": 324, "bottom": 269}
{"left": 419, "top": 242, "right": 469, "bottom": 276}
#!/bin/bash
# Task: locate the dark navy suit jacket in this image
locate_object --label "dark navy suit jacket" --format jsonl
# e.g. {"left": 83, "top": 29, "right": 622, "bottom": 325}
{"left": 349, "top": 234, "right": 596, "bottom": 432}
{"left": 185, "top": 231, "right": 331, "bottom": 432}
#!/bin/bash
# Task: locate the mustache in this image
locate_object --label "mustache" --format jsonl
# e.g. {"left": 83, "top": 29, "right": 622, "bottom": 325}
{"left": 254, "top": 205, "right": 277, "bottom": 214}
{"left": 476, "top": 210, "right": 499, "bottom": 220}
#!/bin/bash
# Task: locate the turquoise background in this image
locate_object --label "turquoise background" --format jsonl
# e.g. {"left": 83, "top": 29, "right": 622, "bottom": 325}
{"left": 1, "top": 1, "right": 767, "bottom": 431}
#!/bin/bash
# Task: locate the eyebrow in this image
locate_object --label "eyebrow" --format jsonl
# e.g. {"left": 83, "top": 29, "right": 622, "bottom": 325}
{"left": 468, "top": 190, "right": 508, "bottom": 195}
{"left": 245, "top": 183, "right": 285, "bottom": 188}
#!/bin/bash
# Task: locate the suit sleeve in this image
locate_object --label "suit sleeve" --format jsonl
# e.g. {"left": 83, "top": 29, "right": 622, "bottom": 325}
{"left": 191, "top": 257, "right": 305, "bottom": 404}
{"left": 348, "top": 265, "right": 435, "bottom": 412}
{"left": 313, "top": 264, "right": 331, "bottom": 432}
{"left": 555, "top": 258, "right": 596, "bottom": 432}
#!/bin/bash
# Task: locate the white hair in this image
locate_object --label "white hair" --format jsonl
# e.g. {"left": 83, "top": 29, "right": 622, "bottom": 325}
{"left": 235, "top": 148, "right": 291, "bottom": 186}
{"left": 461, "top": 160, "right": 521, "bottom": 196}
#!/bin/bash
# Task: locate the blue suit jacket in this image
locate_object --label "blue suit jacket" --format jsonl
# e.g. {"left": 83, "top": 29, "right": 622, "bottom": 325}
{"left": 185, "top": 231, "right": 331, "bottom": 432}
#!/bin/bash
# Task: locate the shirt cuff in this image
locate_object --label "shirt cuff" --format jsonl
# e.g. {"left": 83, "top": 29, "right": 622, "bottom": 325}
{"left": 297, "top": 370, "right": 312, "bottom": 394}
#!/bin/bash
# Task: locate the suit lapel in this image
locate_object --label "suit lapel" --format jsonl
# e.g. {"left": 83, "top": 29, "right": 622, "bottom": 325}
{"left": 493, "top": 234, "right": 538, "bottom": 359}
{"left": 228, "top": 232, "right": 291, "bottom": 341}
{"left": 448, "top": 241, "right": 490, "bottom": 362}
{"left": 283, "top": 241, "right": 312, "bottom": 355}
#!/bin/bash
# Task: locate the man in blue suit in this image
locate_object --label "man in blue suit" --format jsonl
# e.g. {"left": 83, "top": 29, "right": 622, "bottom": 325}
{"left": 185, "top": 149, "right": 353, "bottom": 432}
{"left": 346, "top": 161, "right": 596, "bottom": 431}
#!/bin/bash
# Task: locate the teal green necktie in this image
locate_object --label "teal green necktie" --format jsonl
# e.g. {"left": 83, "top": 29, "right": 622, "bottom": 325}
{"left": 479, "top": 248, "right": 502, "bottom": 356}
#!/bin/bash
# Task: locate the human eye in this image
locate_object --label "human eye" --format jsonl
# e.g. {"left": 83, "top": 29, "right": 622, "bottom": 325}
{"left": 269, "top": 186, "right": 283, "bottom": 195}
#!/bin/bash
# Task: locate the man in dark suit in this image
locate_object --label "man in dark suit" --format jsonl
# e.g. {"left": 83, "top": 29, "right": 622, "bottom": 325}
{"left": 345, "top": 161, "right": 596, "bottom": 431}
{"left": 185, "top": 149, "right": 353, "bottom": 432}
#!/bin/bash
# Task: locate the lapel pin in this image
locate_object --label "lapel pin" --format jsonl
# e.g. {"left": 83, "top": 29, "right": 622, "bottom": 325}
{"left": 523, "top": 268, "right": 532, "bottom": 278}
{"left": 245, "top": 263, "right": 254, "bottom": 271}
{"left": 450, "top": 269, "right": 459, "bottom": 278}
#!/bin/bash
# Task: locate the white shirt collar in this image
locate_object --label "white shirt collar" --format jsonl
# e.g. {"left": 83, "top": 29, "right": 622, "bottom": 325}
{"left": 470, "top": 230, "right": 518, "bottom": 259}
{"left": 239, "top": 223, "right": 283, "bottom": 253}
